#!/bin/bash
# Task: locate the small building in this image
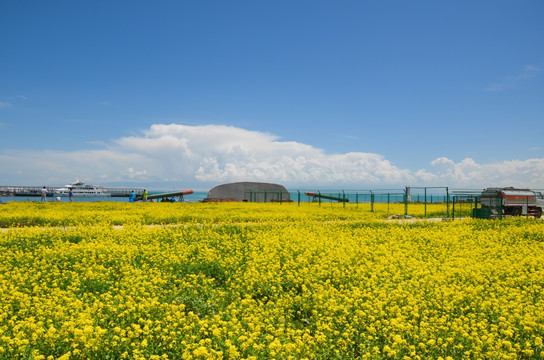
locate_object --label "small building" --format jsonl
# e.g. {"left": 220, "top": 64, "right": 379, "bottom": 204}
{"left": 204, "top": 182, "right": 291, "bottom": 202}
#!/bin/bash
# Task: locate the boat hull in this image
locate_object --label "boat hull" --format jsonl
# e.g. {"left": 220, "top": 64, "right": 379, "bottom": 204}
{"left": 54, "top": 191, "right": 110, "bottom": 197}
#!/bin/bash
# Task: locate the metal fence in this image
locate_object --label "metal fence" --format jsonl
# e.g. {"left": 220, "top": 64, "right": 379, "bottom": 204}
{"left": 244, "top": 187, "right": 544, "bottom": 220}
{"left": 244, "top": 190, "right": 291, "bottom": 203}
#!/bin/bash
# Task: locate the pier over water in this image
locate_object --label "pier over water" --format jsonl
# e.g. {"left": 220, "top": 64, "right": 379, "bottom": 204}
{"left": 0, "top": 186, "right": 56, "bottom": 197}
{"left": 0, "top": 185, "right": 143, "bottom": 197}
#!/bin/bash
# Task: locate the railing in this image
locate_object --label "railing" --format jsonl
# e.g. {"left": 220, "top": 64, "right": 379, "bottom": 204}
{"left": 0, "top": 185, "right": 143, "bottom": 197}
{"left": 286, "top": 187, "right": 483, "bottom": 220}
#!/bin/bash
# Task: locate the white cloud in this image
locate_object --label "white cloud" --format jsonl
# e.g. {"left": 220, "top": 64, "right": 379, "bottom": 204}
{"left": 0, "top": 96, "right": 27, "bottom": 109}
{"left": 485, "top": 64, "right": 540, "bottom": 92}
{"left": 1, "top": 123, "right": 544, "bottom": 189}
{"left": 427, "top": 157, "right": 544, "bottom": 188}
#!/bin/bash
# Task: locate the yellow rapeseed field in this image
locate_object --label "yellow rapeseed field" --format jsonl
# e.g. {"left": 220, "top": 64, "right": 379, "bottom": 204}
{"left": 0, "top": 202, "right": 543, "bottom": 359}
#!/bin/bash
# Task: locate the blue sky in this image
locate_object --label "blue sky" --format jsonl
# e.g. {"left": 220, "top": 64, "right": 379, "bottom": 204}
{"left": 1, "top": 1, "right": 543, "bottom": 190}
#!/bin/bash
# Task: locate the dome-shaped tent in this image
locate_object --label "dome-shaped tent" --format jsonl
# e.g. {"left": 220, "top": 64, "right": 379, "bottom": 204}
{"left": 204, "top": 182, "right": 290, "bottom": 202}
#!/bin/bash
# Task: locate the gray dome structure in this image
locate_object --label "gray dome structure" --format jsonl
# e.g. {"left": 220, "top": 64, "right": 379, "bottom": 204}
{"left": 204, "top": 182, "right": 291, "bottom": 202}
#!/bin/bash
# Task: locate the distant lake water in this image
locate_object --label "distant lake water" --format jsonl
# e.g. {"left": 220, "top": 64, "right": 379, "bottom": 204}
{"left": 1, "top": 190, "right": 447, "bottom": 204}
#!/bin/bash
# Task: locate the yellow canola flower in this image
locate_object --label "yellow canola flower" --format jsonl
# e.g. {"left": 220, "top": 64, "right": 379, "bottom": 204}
{"left": 0, "top": 202, "right": 544, "bottom": 359}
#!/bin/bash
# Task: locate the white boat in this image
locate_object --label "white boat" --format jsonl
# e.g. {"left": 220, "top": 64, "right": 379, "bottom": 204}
{"left": 54, "top": 179, "right": 110, "bottom": 197}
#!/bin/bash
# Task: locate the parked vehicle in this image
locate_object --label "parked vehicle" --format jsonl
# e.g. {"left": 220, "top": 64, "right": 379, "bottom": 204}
{"left": 479, "top": 187, "right": 543, "bottom": 218}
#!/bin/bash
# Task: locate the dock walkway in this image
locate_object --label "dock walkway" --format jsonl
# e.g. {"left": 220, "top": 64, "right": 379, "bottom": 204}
{"left": 0, "top": 185, "right": 142, "bottom": 197}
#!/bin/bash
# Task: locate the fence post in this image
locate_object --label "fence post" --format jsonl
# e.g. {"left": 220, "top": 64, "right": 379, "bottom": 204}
{"left": 356, "top": 193, "right": 359, "bottom": 208}
{"left": 424, "top": 187, "right": 427, "bottom": 218}
{"left": 387, "top": 193, "right": 390, "bottom": 214}
{"left": 342, "top": 191, "right": 346, "bottom": 208}
{"left": 370, "top": 191, "right": 374, "bottom": 212}
{"left": 446, "top": 187, "right": 450, "bottom": 219}
{"left": 404, "top": 187, "right": 409, "bottom": 216}
{"left": 500, "top": 195, "right": 503, "bottom": 219}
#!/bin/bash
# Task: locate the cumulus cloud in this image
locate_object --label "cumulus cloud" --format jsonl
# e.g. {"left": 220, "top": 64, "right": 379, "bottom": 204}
{"left": 111, "top": 124, "right": 415, "bottom": 187}
{"left": 427, "top": 156, "right": 544, "bottom": 188}
{"left": 1, "top": 123, "right": 543, "bottom": 189}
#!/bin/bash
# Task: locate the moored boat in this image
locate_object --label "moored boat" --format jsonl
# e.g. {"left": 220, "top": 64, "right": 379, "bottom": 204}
{"left": 53, "top": 179, "right": 110, "bottom": 197}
